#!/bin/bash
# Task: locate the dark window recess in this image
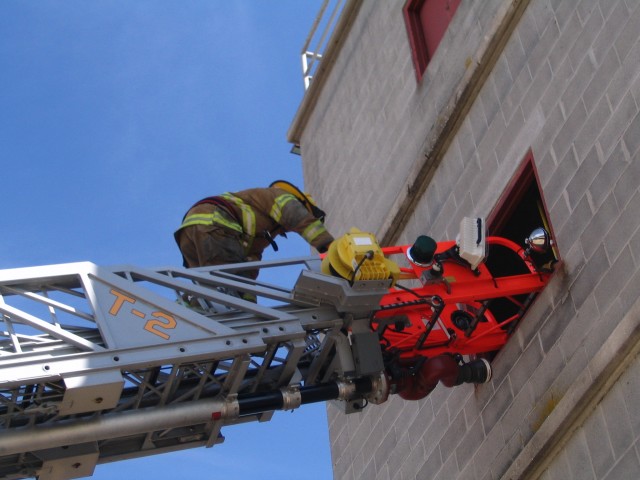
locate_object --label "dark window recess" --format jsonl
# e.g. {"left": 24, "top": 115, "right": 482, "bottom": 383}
{"left": 484, "top": 152, "right": 558, "bottom": 326}
{"left": 403, "top": 0, "right": 461, "bottom": 81}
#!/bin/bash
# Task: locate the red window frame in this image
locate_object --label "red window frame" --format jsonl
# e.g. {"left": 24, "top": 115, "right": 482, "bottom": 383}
{"left": 403, "top": 0, "right": 461, "bottom": 82}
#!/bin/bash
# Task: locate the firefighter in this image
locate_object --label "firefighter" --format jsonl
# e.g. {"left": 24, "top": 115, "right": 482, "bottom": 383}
{"left": 174, "top": 180, "right": 334, "bottom": 279}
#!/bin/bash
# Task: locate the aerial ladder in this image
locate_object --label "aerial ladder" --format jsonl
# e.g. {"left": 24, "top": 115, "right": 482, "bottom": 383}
{"left": 0, "top": 218, "right": 554, "bottom": 480}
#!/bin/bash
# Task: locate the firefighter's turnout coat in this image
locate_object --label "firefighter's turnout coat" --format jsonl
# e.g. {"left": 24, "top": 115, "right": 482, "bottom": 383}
{"left": 175, "top": 187, "right": 333, "bottom": 269}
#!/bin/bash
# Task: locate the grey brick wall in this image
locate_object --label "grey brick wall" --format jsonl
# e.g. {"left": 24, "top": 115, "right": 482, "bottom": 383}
{"left": 295, "top": 0, "right": 640, "bottom": 478}
{"left": 539, "top": 354, "right": 640, "bottom": 480}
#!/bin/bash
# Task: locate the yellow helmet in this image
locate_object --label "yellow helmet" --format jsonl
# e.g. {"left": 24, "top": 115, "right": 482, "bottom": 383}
{"left": 269, "top": 180, "right": 326, "bottom": 222}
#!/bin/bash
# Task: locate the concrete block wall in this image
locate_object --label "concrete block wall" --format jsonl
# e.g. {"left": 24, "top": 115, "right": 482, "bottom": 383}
{"left": 539, "top": 352, "right": 640, "bottom": 480}
{"left": 299, "top": 0, "right": 509, "bottom": 236}
{"left": 295, "top": 0, "right": 640, "bottom": 478}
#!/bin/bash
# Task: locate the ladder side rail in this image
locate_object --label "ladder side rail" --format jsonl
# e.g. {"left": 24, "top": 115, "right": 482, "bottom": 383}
{"left": 113, "top": 265, "right": 299, "bottom": 323}
{"left": 0, "top": 332, "right": 268, "bottom": 390}
{"left": 133, "top": 267, "right": 297, "bottom": 315}
{"left": 81, "top": 266, "right": 238, "bottom": 342}
{"left": 0, "top": 292, "right": 23, "bottom": 354}
{"left": 0, "top": 266, "right": 105, "bottom": 356}
{"left": 1, "top": 285, "right": 95, "bottom": 323}
{"left": 154, "top": 258, "right": 323, "bottom": 307}
{"left": 0, "top": 303, "right": 103, "bottom": 353}
{"left": 149, "top": 254, "right": 321, "bottom": 281}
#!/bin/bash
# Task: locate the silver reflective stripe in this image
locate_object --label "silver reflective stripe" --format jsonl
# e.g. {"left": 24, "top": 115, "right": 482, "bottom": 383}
{"left": 270, "top": 194, "right": 297, "bottom": 223}
{"left": 302, "top": 220, "right": 327, "bottom": 244}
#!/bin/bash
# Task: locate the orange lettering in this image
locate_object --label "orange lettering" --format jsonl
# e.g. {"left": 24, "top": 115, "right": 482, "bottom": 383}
{"left": 109, "top": 289, "right": 136, "bottom": 315}
{"left": 144, "top": 311, "right": 177, "bottom": 340}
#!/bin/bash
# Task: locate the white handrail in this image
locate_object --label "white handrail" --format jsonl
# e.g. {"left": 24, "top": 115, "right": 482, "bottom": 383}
{"left": 300, "top": 0, "right": 347, "bottom": 89}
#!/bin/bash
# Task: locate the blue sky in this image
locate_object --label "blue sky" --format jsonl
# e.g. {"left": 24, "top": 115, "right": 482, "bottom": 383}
{"left": 1, "top": 1, "right": 333, "bottom": 478}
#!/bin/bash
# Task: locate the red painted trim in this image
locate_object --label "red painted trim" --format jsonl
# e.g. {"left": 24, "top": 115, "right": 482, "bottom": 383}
{"left": 403, "top": 0, "right": 461, "bottom": 82}
{"left": 403, "top": 0, "right": 429, "bottom": 82}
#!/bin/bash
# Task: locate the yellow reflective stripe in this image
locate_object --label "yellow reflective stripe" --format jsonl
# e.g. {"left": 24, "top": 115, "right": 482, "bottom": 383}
{"left": 302, "top": 220, "right": 327, "bottom": 244}
{"left": 220, "top": 193, "right": 256, "bottom": 237}
{"left": 270, "top": 194, "right": 297, "bottom": 223}
{"left": 179, "top": 212, "right": 243, "bottom": 233}
{"left": 242, "top": 205, "right": 255, "bottom": 237}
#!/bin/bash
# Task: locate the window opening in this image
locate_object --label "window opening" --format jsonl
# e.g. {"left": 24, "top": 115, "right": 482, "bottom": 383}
{"left": 403, "top": 0, "right": 461, "bottom": 81}
{"left": 484, "top": 151, "right": 558, "bottom": 330}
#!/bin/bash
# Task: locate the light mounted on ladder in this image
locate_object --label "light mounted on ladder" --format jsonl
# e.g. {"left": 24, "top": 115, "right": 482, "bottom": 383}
{"left": 321, "top": 227, "right": 400, "bottom": 285}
